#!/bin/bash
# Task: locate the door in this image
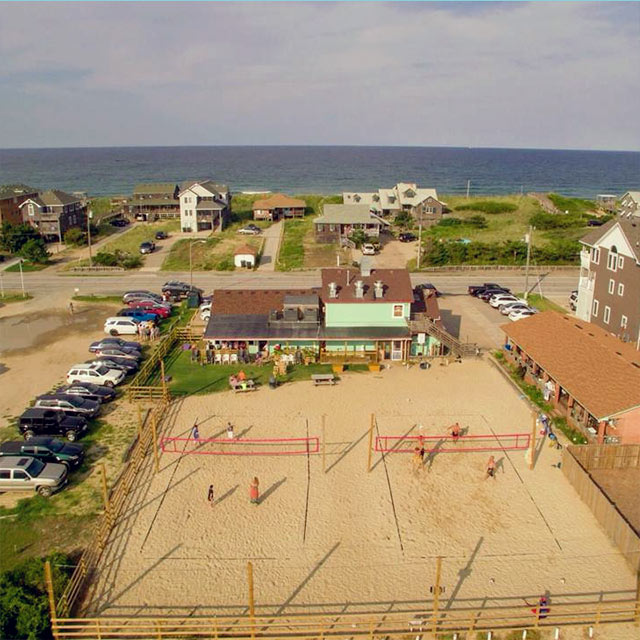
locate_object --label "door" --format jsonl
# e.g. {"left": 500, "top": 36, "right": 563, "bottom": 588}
{"left": 391, "top": 340, "right": 403, "bottom": 361}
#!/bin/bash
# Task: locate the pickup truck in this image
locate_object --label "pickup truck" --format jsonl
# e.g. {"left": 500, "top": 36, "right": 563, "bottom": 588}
{"left": 0, "top": 456, "right": 68, "bottom": 497}
{"left": 0, "top": 437, "right": 84, "bottom": 468}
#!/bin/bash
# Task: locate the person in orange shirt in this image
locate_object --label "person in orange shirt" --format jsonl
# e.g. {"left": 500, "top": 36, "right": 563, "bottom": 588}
{"left": 249, "top": 477, "right": 260, "bottom": 505}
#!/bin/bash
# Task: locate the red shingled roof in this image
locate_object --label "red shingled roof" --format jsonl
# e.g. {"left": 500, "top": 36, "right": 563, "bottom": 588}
{"left": 211, "top": 289, "right": 316, "bottom": 316}
{"left": 502, "top": 311, "right": 640, "bottom": 419}
{"left": 321, "top": 268, "right": 413, "bottom": 303}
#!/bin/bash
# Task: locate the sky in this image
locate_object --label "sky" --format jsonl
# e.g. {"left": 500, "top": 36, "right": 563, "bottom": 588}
{"left": 0, "top": 1, "right": 639, "bottom": 151}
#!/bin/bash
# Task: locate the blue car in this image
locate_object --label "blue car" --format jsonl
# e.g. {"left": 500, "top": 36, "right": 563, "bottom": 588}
{"left": 117, "top": 309, "right": 158, "bottom": 323}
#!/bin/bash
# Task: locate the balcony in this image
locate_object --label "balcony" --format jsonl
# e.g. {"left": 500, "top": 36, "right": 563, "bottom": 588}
{"left": 580, "top": 250, "right": 591, "bottom": 269}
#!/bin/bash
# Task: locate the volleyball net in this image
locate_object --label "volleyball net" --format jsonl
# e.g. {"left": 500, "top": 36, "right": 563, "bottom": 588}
{"left": 374, "top": 432, "right": 531, "bottom": 454}
{"left": 160, "top": 436, "right": 320, "bottom": 456}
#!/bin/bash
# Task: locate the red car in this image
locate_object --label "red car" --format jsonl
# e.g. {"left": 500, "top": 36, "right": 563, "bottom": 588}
{"left": 128, "top": 301, "right": 171, "bottom": 318}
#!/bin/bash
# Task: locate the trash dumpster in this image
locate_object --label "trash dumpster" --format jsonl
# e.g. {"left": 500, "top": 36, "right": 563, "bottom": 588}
{"left": 187, "top": 292, "right": 201, "bottom": 308}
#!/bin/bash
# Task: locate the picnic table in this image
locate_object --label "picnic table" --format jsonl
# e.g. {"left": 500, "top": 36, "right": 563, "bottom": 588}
{"left": 230, "top": 379, "right": 256, "bottom": 393}
{"left": 312, "top": 373, "right": 336, "bottom": 386}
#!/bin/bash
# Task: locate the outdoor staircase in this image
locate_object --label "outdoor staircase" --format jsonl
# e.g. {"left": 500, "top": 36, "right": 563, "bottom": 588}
{"left": 409, "top": 314, "right": 479, "bottom": 358}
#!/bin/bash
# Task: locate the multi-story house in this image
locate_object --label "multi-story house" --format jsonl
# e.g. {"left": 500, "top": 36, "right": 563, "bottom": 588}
{"left": 314, "top": 204, "right": 390, "bottom": 243}
{"left": 179, "top": 180, "right": 231, "bottom": 233}
{"left": 128, "top": 183, "right": 180, "bottom": 220}
{"left": 252, "top": 194, "right": 306, "bottom": 221}
{"left": 203, "top": 266, "right": 462, "bottom": 363}
{"left": 0, "top": 184, "right": 39, "bottom": 226}
{"left": 576, "top": 217, "right": 640, "bottom": 344}
{"left": 619, "top": 191, "right": 639, "bottom": 218}
{"left": 18, "top": 190, "right": 87, "bottom": 242}
{"left": 343, "top": 182, "right": 445, "bottom": 224}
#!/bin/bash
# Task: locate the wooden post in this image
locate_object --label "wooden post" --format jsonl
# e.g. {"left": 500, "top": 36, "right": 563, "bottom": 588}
{"left": 634, "top": 570, "right": 640, "bottom": 624}
{"left": 151, "top": 413, "right": 160, "bottom": 473}
{"left": 367, "top": 413, "right": 375, "bottom": 473}
{"left": 529, "top": 412, "right": 537, "bottom": 471}
{"left": 137, "top": 404, "right": 143, "bottom": 440}
{"left": 247, "top": 561, "right": 255, "bottom": 640}
{"left": 100, "top": 463, "right": 110, "bottom": 522}
{"left": 322, "top": 414, "right": 327, "bottom": 473}
{"left": 431, "top": 556, "right": 442, "bottom": 634}
{"left": 44, "top": 560, "right": 59, "bottom": 640}
{"left": 160, "top": 359, "right": 168, "bottom": 403}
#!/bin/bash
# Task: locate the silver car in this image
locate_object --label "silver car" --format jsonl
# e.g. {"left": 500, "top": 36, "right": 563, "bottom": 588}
{"left": 0, "top": 456, "right": 67, "bottom": 497}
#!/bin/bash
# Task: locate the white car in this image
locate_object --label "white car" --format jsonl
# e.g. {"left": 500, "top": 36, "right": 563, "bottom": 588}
{"left": 509, "top": 309, "right": 536, "bottom": 321}
{"left": 361, "top": 243, "right": 377, "bottom": 255}
{"left": 66, "top": 364, "right": 125, "bottom": 387}
{"left": 500, "top": 302, "right": 531, "bottom": 315}
{"left": 489, "top": 294, "right": 520, "bottom": 308}
{"left": 104, "top": 317, "right": 139, "bottom": 336}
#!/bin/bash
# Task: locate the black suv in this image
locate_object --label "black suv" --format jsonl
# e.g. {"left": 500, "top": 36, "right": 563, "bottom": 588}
{"left": 0, "top": 437, "right": 84, "bottom": 468}
{"left": 162, "top": 281, "right": 203, "bottom": 300}
{"left": 19, "top": 408, "right": 88, "bottom": 442}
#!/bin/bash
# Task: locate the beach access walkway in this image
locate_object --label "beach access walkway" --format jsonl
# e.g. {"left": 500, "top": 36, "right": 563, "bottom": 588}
{"left": 257, "top": 220, "right": 283, "bottom": 271}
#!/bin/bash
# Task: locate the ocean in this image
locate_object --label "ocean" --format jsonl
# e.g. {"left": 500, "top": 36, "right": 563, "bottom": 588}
{"left": 0, "top": 146, "right": 637, "bottom": 198}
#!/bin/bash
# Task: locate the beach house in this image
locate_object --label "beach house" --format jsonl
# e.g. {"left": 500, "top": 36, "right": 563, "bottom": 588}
{"left": 179, "top": 180, "right": 231, "bottom": 233}
{"left": 343, "top": 182, "right": 445, "bottom": 223}
{"left": 313, "top": 204, "right": 390, "bottom": 243}
{"left": 18, "top": 189, "right": 87, "bottom": 242}
{"left": 203, "top": 266, "right": 446, "bottom": 362}
{"left": 0, "top": 184, "right": 39, "bottom": 227}
{"left": 128, "top": 183, "right": 180, "bottom": 220}
{"left": 252, "top": 194, "right": 306, "bottom": 221}
{"left": 619, "top": 191, "right": 640, "bottom": 218}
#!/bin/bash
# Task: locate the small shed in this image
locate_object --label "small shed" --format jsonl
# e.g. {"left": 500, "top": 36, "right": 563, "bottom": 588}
{"left": 234, "top": 245, "right": 258, "bottom": 269}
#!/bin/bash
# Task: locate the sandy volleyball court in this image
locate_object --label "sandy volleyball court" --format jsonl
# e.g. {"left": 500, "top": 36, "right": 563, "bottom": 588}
{"left": 85, "top": 361, "right": 636, "bottom": 623}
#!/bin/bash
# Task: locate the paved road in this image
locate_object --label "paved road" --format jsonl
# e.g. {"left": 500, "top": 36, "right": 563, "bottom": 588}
{"left": 257, "top": 221, "right": 283, "bottom": 271}
{"left": 0, "top": 268, "right": 579, "bottom": 303}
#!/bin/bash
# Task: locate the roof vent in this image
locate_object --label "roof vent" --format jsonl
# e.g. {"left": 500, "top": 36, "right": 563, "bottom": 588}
{"left": 329, "top": 282, "right": 338, "bottom": 299}
{"left": 355, "top": 280, "right": 364, "bottom": 298}
{"left": 360, "top": 256, "right": 373, "bottom": 277}
{"left": 374, "top": 280, "right": 384, "bottom": 298}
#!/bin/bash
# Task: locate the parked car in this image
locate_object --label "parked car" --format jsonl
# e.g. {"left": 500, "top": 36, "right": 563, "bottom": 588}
{"left": 95, "top": 347, "right": 141, "bottom": 361}
{"left": 587, "top": 218, "right": 604, "bottom": 227}
{"left": 415, "top": 283, "right": 442, "bottom": 297}
{"left": 58, "top": 382, "right": 116, "bottom": 403}
{"left": 87, "top": 358, "right": 138, "bottom": 374}
{"left": 122, "top": 290, "right": 163, "bottom": 304}
{"left": 128, "top": 301, "right": 171, "bottom": 317}
{"left": 155, "top": 230, "right": 168, "bottom": 240}
{"left": 104, "top": 317, "right": 140, "bottom": 336}
{"left": 0, "top": 438, "right": 84, "bottom": 469}
{"left": 89, "top": 338, "right": 141, "bottom": 353}
{"left": 499, "top": 301, "right": 532, "bottom": 315}
{"left": 468, "top": 283, "right": 503, "bottom": 296}
{"left": 361, "top": 243, "right": 377, "bottom": 256}
{"left": 0, "top": 457, "right": 68, "bottom": 497}
{"left": 237, "top": 224, "right": 261, "bottom": 235}
{"left": 478, "top": 288, "right": 511, "bottom": 301}
{"left": 67, "top": 364, "right": 125, "bottom": 387}
{"left": 200, "top": 301, "right": 212, "bottom": 321}
{"left": 509, "top": 309, "right": 536, "bottom": 321}
{"left": 35, "top": 394, "right": 100, "bottom": 418}
{"left": 569, "top": 290, "right": 578, "bottom": 311}
{"left": 110, "top": 217, "right": 130, "bottom": 227}
{"left": 489, "top": 294, "right": 521, "bottom": 308}
{"left": 162, "top": 281, "right": 203, "bottom": 300}
{"left": 398, "top": 232, "right": 417, "bottom": 243}
{"left": 19, "top": 408, "right": 88, "bottom": 442}
{"left": 139, "top": 241, "right": 156, "bottom": 254}
{"left": 117, "top": 309, "right": 159, "bottom": 323}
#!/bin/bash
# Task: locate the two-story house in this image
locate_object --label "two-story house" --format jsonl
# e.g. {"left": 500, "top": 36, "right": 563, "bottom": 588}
{"left": 0, "top": 184, "right": 39, "bottom": 227}
{"left": 128, "top": 183, "right": 180, "bottom": 220}
{"left": 203, "top": 266, "right": 445, "bottom": 362}
{"left": 18, "top": 190, "right": 87, "bottom": 242}
{"left": 576, "top": 217, "right": 640, "bottom": 344}
{"left": 179, "top": 180, "right": 231, "bottom": 233}
{"left": 619, "top": 191, "right": 639, "bottom": 218}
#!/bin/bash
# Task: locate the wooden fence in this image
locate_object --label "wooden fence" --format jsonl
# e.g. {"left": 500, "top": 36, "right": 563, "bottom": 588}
{"left": 563, "top": 445, "right": 640, "bottom": 572}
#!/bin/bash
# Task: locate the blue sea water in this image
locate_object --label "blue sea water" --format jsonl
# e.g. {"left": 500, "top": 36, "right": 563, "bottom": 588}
{"left": 0, "top": 146, "right": 637, "bottom": 198}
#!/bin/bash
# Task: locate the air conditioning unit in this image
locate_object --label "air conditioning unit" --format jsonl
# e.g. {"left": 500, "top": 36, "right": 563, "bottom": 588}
{"left": 374, "top": 280, "right": 384, "bottom": 298}
{"left": 329, "top": 282, "right": 338, "bottom": 298}
{"left": 355, "top": 280, "right": 364, "bottom": 298}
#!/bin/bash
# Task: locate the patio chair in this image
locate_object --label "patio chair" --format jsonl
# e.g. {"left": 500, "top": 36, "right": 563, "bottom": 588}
{"left": 214, "top": 353, "right": 222, "bottom": 365}
{"left": 230, "top": 353, "right": 238, "bottom": 364}
{"left": 222, "top": 353, "right": 230, "bottom": 364}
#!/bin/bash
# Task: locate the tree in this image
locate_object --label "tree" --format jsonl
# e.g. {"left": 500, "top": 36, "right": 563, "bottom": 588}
{"left": 19, "top": 238, "right": 50, "bottom": 264}
{"left": 0, "top": 223, "right": 41, "bottom": 253}
{"left": 63, "top": 228, "right": 86, "bottom": 246}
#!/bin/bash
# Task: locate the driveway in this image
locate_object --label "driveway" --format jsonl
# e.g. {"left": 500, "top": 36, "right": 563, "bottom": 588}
{"left": 257, "top": 220, "right": 283, "bottom": 271}
{"left": 355, "top": 235, "right": 417, "bottom": 269}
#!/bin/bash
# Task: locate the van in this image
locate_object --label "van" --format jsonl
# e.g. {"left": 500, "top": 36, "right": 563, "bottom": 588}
{"left": 104, "top": 317, "right": 139, "bottom": 336}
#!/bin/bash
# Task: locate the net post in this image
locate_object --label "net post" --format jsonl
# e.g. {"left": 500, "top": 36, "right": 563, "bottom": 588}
{"left": 634, "top": 569, "right": 640, "bottom": 624}
{"left": 100, "top": 463, "right": 111, "bottom": 524}
{"left": 137, "top": 404, "right": 143, "bottom": 441}
{"left": 247, "top": 561, "right": 256, "bottom": 640}
{"left": 431, "top": 556, "right": 442, "bottom": 634}
{"left": 367, "top": 413, "right": 375, "bottom": 472}
{"left": 322, "top": 414, "right": 327, "bottom": 472}
{"left": 529, "top": 412, "right": 537, "bottom": 471}
{"left": 151, "top": 413, "right": 160, "bottom": 473}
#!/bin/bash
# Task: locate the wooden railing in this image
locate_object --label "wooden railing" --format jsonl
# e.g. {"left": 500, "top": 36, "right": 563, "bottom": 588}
{"left": 410, "top": 314, "right": 478, "bottom": 358}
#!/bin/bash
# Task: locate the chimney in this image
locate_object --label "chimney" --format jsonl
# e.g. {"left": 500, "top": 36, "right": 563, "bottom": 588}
{"left": 329, "top": 282, "right": 338, "bottom": 299}
{"left": 355, "top": 280, "right": 364, "bottom": 298}
{"left": 374, "top": 280, "right": 384, "bottom": 298}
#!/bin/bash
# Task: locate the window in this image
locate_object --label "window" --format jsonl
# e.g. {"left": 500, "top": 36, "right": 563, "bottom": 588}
{"left": 316, "top": 224, "right": 324, "bottom": 232}
{"left": 393, "top": 304, "right": 404, "bottom": 318}
{"left": 608, "top": 279, "right": 615, "bottom": 294}
{"left": 618, "top": 256, "right": 624, "bottom": 269}
{"left": 618, "top": 283, "right": 625, "bottom": 296}
{"left": 621, "top": 315, "right": 628, "bottom": 328}
{"left": 607, "top": 248, "right": 618, "bottom": 272}
{"left": 603, "top": 306, "right": 611, "bottom": 324}
{"left": 591, "top": 247, "right": 600, "bottom": 264}
{"left": 592, "top": 299, "right": 599, "bottom": 317}
{"left": 13, "top": 471, "right": 28, "bottom": 480}
{"left": 0, "top": 470, "right": 10, "bottom": 479}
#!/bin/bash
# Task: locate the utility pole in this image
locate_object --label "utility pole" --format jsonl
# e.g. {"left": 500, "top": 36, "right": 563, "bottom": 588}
{"left": 524, "top": 225, "right": 532, "bottom": 301}
{"left": 416, "top": 207, "right": 423, "bottom": 270}
{"left": 87, "top": 209, "right": 93, "bottom": 268}
{"left": 18, "top": 259, "right": 26, "bottom": 298}
{"left": 466, "top": 180, "right": 471, "bottom": 199}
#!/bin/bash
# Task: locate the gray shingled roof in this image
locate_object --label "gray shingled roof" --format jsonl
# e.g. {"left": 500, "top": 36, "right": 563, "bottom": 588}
{"left": 37, "top": 190, "right": 81, "bottom": 207}
{"left": 315, "top": 204, "right": 389, "bottom": 225}
{"left": 0, "top": 184, "right": 38, "bottom": 199}
{"left": 133, "top": 183, "right": 178, "bottom": 195}
{"left": 580, "top": 217, "right": 640, "bottom": 261}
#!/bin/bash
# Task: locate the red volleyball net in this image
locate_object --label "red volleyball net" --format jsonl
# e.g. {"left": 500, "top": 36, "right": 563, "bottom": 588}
{"left": 374, "top": 432, "right": 531, "bottom": 454}
{"left": 160, "top": 436, "right": 319, "bottom": 456}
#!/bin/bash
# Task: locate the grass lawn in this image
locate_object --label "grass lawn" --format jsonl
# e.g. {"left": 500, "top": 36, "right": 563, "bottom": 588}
{"left": 99, "top": 220, "right": 180, "bottom": 256}
{"left": 547, "top": 193, "right": 597, "bottom": 216}
{"left": 0, "top": 291, "right": 33, "bottom": 303}
{"left": 4, "top": 260, "right": 50, "bottom": 272}
{"left": 516, "top": 293, "right": 566, "bottom": 313}
{"left": 161, "top": 349, "right": 365, "bottom": 396}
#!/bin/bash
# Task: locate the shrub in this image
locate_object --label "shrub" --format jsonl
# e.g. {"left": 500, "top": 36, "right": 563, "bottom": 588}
{"left": 438, "top": 218, "right": 463, "bottom": 227}
{"left": 214, "top": 257, "right": 235, "bottom": 271}
{"left": 19, "top": 238, "right": 49, "bottom": 264}
{"left": 1, "top": 223, "right": 42, "bottom": 253}
{"left": 63, "top": 228, "right": 86, "bottom": 246}
{"left": 393, "top": 211, "right": 412, "bottom": 227}
{"left": 455, "top": 201, "right": 517, "bottom": 214}
{"left": 94, "top": 251, "right": 118, "bottom": 266}
{"left": 93, "top": 250, "right": 141, "bottom": 269}
{"left": 529, "top": 211, "right": 584, "bottom": 230}
{"left": 348, "top": 229, "right": 368, "bottom": 248}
